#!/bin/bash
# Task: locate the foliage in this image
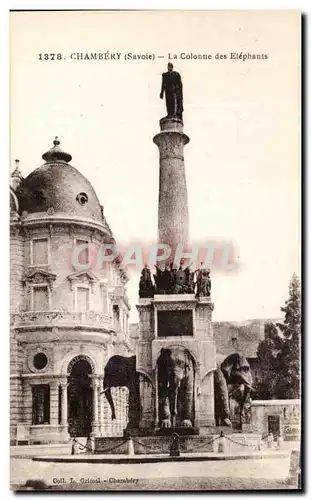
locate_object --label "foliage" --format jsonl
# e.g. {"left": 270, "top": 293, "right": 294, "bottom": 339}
{"left": 255, "top": 322, "right": 282, "bottom": 399}
{"left": 255, "top": 274, "right": 301, "bottom": 400}
{"left": 275, "top": 274, "right": 301, "bottom": 399}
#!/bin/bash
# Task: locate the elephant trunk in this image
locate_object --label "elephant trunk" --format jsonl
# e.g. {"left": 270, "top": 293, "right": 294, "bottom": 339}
{"left": 103, "top": 385, "right": 116, "bottom": 420}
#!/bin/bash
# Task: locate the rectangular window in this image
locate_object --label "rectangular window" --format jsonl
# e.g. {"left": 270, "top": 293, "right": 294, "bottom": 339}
{"left": 75, "top": 239, "right": 90, "bottom": 266}
{"left": 33, "top": 286, "right": 49, "bottom": 311}
{"left": 32, "top": 238, "right": 48, "bottom": 265}
{"left": 113, "top": 304, "right": 120, "bottom": 327}
{"left": 32, "top": 385, "right": 50, "bottom": 425}
{"left": 77, "top": 287, "right": 90, "bottom": 312}
{"left": 101, "top": 287, "right": 108, "bottom": 313}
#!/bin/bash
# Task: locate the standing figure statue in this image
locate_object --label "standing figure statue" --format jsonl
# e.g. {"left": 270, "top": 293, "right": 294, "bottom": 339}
{"left": 195, "top": 266, "right": 211, "bottom": 297}
{"left": 139, "top": 265, "right": 155, "bottom": 298}
{"left": 160, "top": 63, "right": 183, "bottom": 120}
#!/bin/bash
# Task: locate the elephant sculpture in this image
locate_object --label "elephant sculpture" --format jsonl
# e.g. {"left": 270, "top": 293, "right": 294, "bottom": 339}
{"left": 214, "top": 353, "right": 254, "bottom": 428}
{"left": 157, "top": 347, "right": 195, "bottom": 428}
{"left": 102, "top": 355, "right": 141, "bottom": 431}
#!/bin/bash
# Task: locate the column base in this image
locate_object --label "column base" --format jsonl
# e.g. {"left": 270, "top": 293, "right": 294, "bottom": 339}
{"left": 90, "top": 423, "right": 100, "bottom": 437}
{"left": 29, "top": 425, "right": 70, "bottom": 444}
{"left": 59, "top": 424, "right": 70, "bottom": 442}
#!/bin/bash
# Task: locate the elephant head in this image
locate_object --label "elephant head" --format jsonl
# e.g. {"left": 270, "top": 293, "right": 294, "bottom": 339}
{"left": 157, "top": 347, "right": 195, "bottom": 428}
{"left": 103, "top": 355, "right": 140, "bottom": 430}
{"left": 221, "top": 353, "right": 254, "bottom": 391}
{"left": 214, "top": 353, "right": 254, "bottom": 428}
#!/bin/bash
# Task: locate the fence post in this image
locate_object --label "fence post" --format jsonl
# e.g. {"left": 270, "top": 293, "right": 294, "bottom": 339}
{"left": 86, "top": 436, "right": 94, "bottom": 454}
{"left": 127, "top": 436, "right": 135, "bottom": 456}
{"left": 218, "top": 431, "right": 226, "bottom": 453}
{"left": 170, "top": 432, "right": 180, "bottom": 457}
{"left": 71, "top": 438, "right": 79, "bottom": 455}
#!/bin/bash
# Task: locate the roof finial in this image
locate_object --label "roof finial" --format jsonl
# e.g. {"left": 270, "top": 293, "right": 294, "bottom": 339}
{"left": 42, "top": 136, "right": 72, "bottom": 163}
{"left": 11, "top": 159, "right": 23, "bottom": 190}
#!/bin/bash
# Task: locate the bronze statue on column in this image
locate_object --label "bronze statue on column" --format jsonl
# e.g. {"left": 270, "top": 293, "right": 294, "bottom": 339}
{"left": 160, "top": 63, "right": 183, "bottom": 120}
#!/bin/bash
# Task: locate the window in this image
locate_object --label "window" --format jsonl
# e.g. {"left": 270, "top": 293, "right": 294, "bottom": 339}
{"left": 32, "top": 238, "right": 48, "bottom": 266}
{"left": 77, "top": 287, "right": 90, "bottom": 312}
{"left": 75, "top": 239, "right": 90, "bottom": 266}
{"left": 76, "top": 192, "right": 88, "bottom": 206}
{"left": 101, "top": 286, "right": 108, "bottom": 313}
{"left": 113, "top": 304, "right": 120, "bottom": 326}
{"left": 33, "top": 286, "right": 49, "bottom": 311}
{"left": 232, "top": 336, "right": 238, "bottom": 345}
{"left": 32, "top": 385, "right": 50, "bottom": 425}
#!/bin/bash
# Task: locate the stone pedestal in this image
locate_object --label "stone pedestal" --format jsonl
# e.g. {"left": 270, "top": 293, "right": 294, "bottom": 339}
{"left": 136, "top": 294, "right": 216, "bottom": 432}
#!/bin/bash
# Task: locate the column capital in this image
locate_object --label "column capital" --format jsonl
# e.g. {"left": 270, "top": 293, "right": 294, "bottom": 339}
{"left": 50, "top": 380, "right": 59, "bottom": 389}
{"left": 89, "top": 374, "right": 104, "bottom": 380}
{"left": 91, "top": 378, "right": 99, "bottom": 389}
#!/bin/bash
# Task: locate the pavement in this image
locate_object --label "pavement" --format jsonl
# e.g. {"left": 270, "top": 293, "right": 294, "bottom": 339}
{"left": 32, "top": 449, "right": 290, "bottom": 463}
{"left": 9, "top": 441, "right": 300, "bottom": 491}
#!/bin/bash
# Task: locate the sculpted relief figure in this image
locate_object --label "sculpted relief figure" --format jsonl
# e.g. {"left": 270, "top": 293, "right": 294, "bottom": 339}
{"left": 157, "top": 347, "right": 194, "bottom": 428}
{"left": 196, "top": 267, "right": 211, "bottom": 298}
{"left": 139, "top": 265, "right": 155, "bottom": 298}
{"left": 160, "top": 63, "right": 183, "bottom": 120}
{"left": 153, "top": 264, "right": 195, "bottom": 295}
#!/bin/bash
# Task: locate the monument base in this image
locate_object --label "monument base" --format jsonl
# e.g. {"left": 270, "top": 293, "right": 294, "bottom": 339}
{"left": 155, "top": 427, "right": 200, "bottom": 436}
{"left": 94, "top": 432, "right": 262, "bottom": 455}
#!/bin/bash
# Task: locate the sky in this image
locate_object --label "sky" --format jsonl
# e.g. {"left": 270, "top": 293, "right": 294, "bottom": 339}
{"left": 10, "top": 10, "right": 301, "bottom": 323}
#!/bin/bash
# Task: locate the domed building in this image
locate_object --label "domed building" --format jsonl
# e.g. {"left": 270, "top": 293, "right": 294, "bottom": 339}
{"left": 10, "top": 138, "right": 132, "bottom": 444}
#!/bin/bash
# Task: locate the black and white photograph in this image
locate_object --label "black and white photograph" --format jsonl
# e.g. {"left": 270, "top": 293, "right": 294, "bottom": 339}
{"left": 9, "top": 10, "right": 301, "bottom": 491}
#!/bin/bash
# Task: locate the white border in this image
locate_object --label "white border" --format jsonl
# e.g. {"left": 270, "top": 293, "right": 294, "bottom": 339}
{"left": 2, "top": 3, "right": 308, "bottom": 499}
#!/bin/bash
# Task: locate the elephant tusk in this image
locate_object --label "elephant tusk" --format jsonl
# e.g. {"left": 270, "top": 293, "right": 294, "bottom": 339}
{"left": 99, "top": 387, "right": 111, "bottom": 395}
{"left": 244, "top": 383, "right": 256, "bottom": 392}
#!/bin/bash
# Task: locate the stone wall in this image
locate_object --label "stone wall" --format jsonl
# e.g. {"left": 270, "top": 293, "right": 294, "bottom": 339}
{"left": 10, "top": 216, "right": 132, "bottom": 444}
{"left": 251, "top": 399, "right": 300, "bottom": 441}
{"left": 10, "top": 227, "right": 24, "bottom": 436}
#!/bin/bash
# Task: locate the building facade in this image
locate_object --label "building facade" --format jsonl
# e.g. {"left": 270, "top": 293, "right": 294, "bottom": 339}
{"left": 10, "top": 139, "right": 132, "bottom": 444}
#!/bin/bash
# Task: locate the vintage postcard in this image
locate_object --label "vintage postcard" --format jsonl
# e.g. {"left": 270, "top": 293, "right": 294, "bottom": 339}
{"left": 9, "top": 10, "right": 301, "bottom": 491}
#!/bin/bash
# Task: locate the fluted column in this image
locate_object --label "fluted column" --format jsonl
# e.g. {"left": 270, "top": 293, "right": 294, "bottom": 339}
{"left": 49, "top": 381, "right": 59, "bottom": 426}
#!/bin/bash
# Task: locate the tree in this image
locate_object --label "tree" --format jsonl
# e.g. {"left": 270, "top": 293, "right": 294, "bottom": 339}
{"left": 275, "top": 274, "right": 301, "bottom": 399}
{"left": 256, "top": 322, "right": 282, "bottom": 399}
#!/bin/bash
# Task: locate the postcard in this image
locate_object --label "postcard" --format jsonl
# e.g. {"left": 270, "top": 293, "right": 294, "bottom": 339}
{"left": 10, "top": 10, "right": 301, "bottom": 491}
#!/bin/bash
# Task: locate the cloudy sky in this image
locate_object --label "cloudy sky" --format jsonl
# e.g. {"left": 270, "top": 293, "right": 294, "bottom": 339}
{"left": 10, "top": 10, "right": 300, "bottom": 322}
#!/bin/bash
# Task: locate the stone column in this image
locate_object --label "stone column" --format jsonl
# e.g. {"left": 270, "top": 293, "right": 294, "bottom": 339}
{"left": 49, "top": 381, "right": 59, "bottom": 426}
{"left": 97, "top": 383, "right": 103, "bottom": 435}
{"left": 91, "top": 378, "right": 99, "bottom": 437}
{"left": 59, "top": 380, "right": 69, "bottom": 442}
{"left": 153, "top": 117, "right": 190, "bottom": 265}
{"left": 60, "top": 382, "right": 68, "bottom": 425}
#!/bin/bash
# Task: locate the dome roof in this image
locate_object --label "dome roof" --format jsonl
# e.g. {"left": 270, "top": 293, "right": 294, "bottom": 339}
{"left": 18, "top": 138, "right": 103, "bottom": 223}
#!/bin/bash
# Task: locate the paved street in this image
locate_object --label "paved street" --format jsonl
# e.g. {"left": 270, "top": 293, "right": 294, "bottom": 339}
{"left": 11, "top": 453, "right": 293, "bottom": 491}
